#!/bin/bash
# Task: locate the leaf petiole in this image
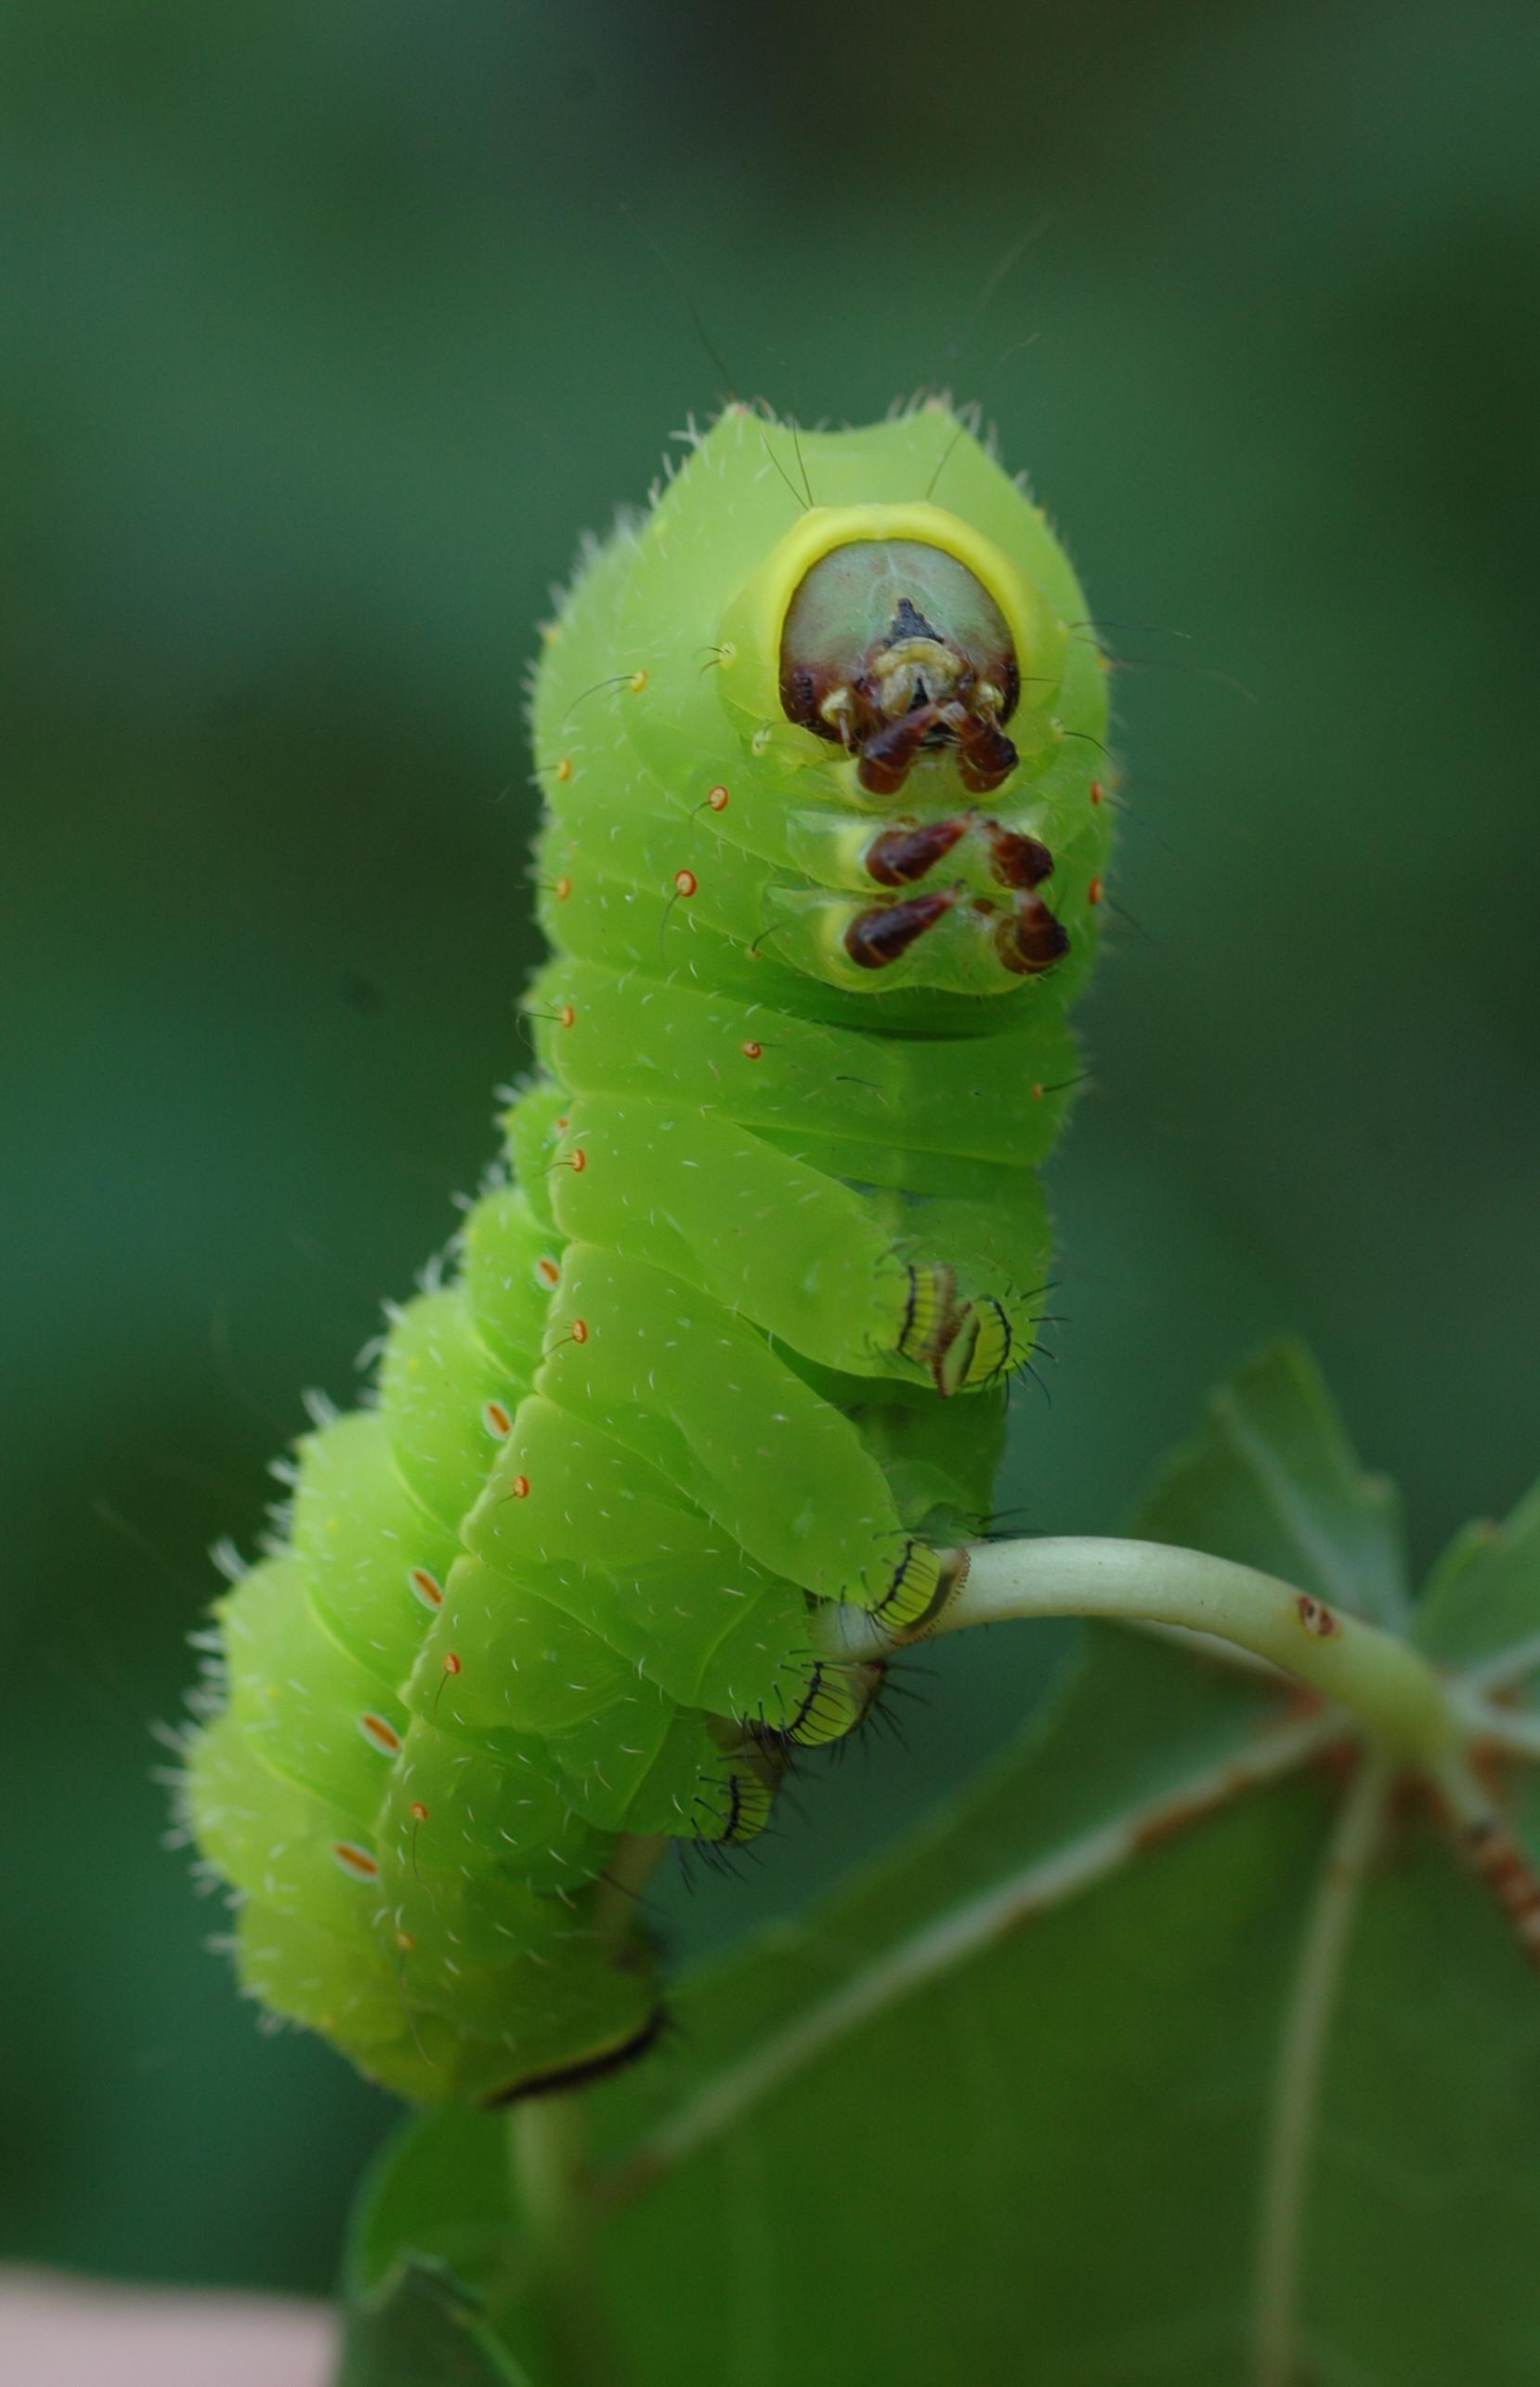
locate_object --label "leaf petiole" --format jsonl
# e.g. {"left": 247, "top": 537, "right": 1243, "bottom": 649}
{"left": 824, "top": 1537, "right": 1461, "bottom": 1765}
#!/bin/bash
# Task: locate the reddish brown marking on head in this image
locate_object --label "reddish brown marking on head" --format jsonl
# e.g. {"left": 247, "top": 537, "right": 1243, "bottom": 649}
{"left": 481, "top": 1400, "right": 513, "bottom": 1438}
{"left": 410, "top": 1566, "right": 444, "bottom": 1611}
{"left": 983, "top": 823, "right": 1054, "bottom": 891}
{"left": 568, "top": 1318, "right": 589, "bottom": 1345}
{"left": 864, "top": 817, "right": 968, "bottom": 887}
{"left": 359, "top": 1713, "right": 402, "bottom": 1757}
{"left": 1296, "top": 1595, "right": 1339, "bottom": 1637}
{"left": 509, "top": 1473, "right": 530, "bottom": 1499}
{"left": 1088, "top": 876, "right": 1103, "bottom": 906}
{"left": 673, "top": 868, "right": 697, "bottom": 897}
{"left": 852, "top": 703, "right": 1018, "bottom": 798}
{"left": 996, "top": 895, "right": 1070, "bottom": 976}
{"left": 779, "top": 542, "right": 1020, "bottom": 796}
{"left": 741, "top": 1039, "right": 763, "bottom": 1061}
{"left": 409, "top": 1799, "right": 430, "bottom": 1824}
{"left": 1090, "top": 778, "right": 1104, "bottom": 804}
{"left": 844, "top": 890, "right": 957, "bottom": 971}
{"left": 707, "top": 784, "right": 730, "bottom": 811}
{"left": 535, "top": 1255, "right": 561, "bottom": 1289}
{"left": 568, "top": 1147, "right": 586, "bottom": 1174}
{"left": 333, "top": 1841, "right": 381, "bottom": 1881}
{"left": 441, "top": 1652, "right": 462, "bottom": 1677}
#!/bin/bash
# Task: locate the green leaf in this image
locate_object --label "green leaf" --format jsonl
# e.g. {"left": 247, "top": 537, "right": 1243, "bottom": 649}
{"left": 1414, "top": 1480, "right": 1540, "bottom": 1665}
{"left": 1131, "top": 1337, "right": 1410, "bottom": 1625}
{"left": 346, "top": 2102, "right": 512, "bottom": 2308}
{"left": 338, "top": 2107, "right": 538, "bottom": 2386}
{"left": 336, "top": 2250, "right": 534, "bottom": 2387}
{"left": 344, "top": 1346, "right": 1540, "bottom": 2385}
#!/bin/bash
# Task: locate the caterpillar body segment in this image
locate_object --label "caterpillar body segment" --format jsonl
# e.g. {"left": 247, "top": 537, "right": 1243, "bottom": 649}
{"left": 288, "top": 1411, "right": 460, "bottom": 1683}
{"left": 188, "top": 1707, "right": 656, "bottom": 2101}
{"left": 460, "top": 1185, "right": 566, "bottom": 1376}
{"left": 538, "top": 1092, "right": 1046, "bottom": 1392}
{"left": 378, "top": 1287, "right": 523, "bottom": 1530}
{"left": 501, "top": 1080, "right": 571, "bottom": 1233}
{"left": 534, "top": 1240, "right": 912, "bottom": 1606}
{"left": 817, "top": 1367, "right": 1009, "bottom": 1545}
{"left": 521, "top": 957, "right": 1079, "bottom": 1168}
{"left": 463, "top": 1397, "right": 865, "bottom": 1736}
{"left": 217, "top": 1554, "right": 412, "bottom": 1816}
{"left": 536, "top": 802, "right": 1088, "bottom": 1002}
{"left": 183, "top": 403, "right": 1111, "bottom": 2102}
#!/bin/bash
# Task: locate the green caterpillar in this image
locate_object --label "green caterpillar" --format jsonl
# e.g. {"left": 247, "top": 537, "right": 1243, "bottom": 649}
{"left": 181, "top": 400, "right": 1112, "bottom": 2104}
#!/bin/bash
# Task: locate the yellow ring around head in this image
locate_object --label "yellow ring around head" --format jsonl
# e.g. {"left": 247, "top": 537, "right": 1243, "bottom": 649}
{"left": 716, "top": 501, "right": 1055, "bottom": 742}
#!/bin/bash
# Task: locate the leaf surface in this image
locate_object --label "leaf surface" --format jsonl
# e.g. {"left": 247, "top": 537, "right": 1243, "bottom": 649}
{"left": 342, "top": 1343, "right": 1540, "bottom": 2385}
{"left": 337, "top": 2251, "right": 533, "bottom": 2387}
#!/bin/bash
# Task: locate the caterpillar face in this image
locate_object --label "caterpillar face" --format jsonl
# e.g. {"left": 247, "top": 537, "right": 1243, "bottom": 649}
{"left": 778, "top": 534, "right": 1022, "bottom": 794}
{"left": 180, "top": 400, "right": 1112, "bottom": 2105}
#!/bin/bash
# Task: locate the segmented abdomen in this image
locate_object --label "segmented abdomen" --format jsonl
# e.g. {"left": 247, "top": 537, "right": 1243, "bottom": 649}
{"left": 183, "top": 402, "right": 1111, "bottom": 2102}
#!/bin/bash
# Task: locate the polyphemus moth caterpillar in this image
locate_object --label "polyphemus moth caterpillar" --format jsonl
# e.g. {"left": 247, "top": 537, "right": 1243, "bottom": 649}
{"left": 180, "top": 400, "right": 1112, "bottom": 2104}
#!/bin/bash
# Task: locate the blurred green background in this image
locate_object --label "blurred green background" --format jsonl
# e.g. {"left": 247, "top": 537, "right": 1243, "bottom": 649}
{"left": 7, "top": 0, "right": 1539, "bottom": 2304}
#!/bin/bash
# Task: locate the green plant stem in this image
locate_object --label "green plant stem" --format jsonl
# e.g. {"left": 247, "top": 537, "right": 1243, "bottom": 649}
{"left": 509, "top": 2095, "right": 623, "bottom": 2387}
{"left": 593, "top": 1831, "right": 668, "bottom": 1949}
{"left": 822, "top": 1537, "right": 1459, "bottom": 1763}
{"left": 502, "top": 1841, "right": 661, "bottom": 2386}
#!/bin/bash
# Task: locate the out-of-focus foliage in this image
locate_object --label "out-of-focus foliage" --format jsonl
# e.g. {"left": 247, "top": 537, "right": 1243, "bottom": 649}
{"left": 6, "top": 0, "right": 1539, "bottom": 2297}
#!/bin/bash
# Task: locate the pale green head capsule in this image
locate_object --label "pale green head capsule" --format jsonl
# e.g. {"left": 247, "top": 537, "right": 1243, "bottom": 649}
{"left": 779, "top": 536, "right": 1021, "bottom": 796}
{"left": 717, "top": 496, "right": 1066, "bottom": 813}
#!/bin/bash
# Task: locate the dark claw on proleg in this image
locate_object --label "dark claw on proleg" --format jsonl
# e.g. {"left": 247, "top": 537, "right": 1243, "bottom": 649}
{"left": 844, "top": 890, "right": 956, "bottom": 969}
{"left": 855, "top": 707, "right": 946, "bottom": 797}
{"left": 996, "top": 894, "right": 1070, "bottom": 976}
{"left": 983, "top": 823, "right": 1054, "bottom": 890}
{"left": 953, "top": 715, "right": 1019, "bottom": 794}
{"left": 865, "top": 817, "right": 968, "bottom": 886}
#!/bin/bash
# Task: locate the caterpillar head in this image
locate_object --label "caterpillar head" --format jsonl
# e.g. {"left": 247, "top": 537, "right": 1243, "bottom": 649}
{"left": 538, "top": 407, "right": 1105, "bottom": 998}
{"left": 719, "top": 495, "right": 1064, "bottom": 813}
{"left": 780, "top": 537, "right": 1021, "bottom": 797}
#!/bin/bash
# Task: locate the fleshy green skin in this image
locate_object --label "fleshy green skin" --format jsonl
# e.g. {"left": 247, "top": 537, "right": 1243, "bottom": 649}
{"left": 183, "top": 404, "right": 1111, "bottom": 2104}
